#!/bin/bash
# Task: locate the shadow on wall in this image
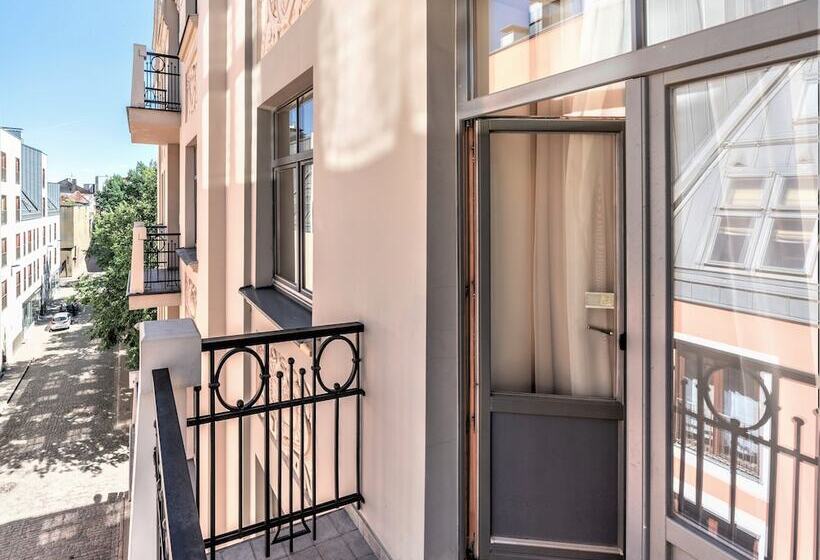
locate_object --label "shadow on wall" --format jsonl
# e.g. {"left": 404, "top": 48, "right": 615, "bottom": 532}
{"left": 317, "top": 0, "right": 427, "bottom": 171}
{"left": 0, "top": 309, "right": 130, "bottom": 477}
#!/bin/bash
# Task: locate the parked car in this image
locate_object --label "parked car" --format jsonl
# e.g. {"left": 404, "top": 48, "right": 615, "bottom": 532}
{"left": 48, "top": 312, "right": 72, "bottom": 332}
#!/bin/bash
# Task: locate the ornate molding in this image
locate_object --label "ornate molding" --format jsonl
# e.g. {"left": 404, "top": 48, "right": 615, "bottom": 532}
{"left": 259, "top": 0, "right": 313, "bottom": 59}
{"left": 185, "top": 62, "right": 197, "bottom": 122}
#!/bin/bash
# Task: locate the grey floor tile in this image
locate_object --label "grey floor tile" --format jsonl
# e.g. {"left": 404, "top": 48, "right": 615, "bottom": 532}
{"left": 341, "top": 531, "right": 373, "bottom": 558}
{"left": 327, "top": 509, "right": 357, "bottom": 534}
{"left": 316, "top": 536, "right": 355, "bottom": 560}
{"left": 220, "top": 541, "right": 256, "bottom": 560}
{"left": 249, "top": 534, "right": 288, "bottom": 559}
{"left": 288, "top": 548, "right": 323, "bottom": 560}
{"left": 311, "top": 514, "right": 340, "bottom": 543}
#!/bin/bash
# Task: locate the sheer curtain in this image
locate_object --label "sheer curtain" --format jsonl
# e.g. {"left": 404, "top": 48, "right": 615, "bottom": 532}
{"left": 490, "top": 132, "right": 616, "bottom": 398}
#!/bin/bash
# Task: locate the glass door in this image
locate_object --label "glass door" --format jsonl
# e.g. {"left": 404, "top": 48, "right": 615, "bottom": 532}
{"left": 475, "top": 118, "right": 626, "bottom": 559}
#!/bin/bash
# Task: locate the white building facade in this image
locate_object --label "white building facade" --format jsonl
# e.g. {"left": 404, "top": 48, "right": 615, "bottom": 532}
{"left": 0, "top": 127, "right": 61, "bottom": 364}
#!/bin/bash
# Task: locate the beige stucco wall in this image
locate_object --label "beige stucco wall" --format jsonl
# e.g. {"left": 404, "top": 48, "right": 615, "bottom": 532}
{"left": 148, "top": 0, "right": 434, "bottom": 557}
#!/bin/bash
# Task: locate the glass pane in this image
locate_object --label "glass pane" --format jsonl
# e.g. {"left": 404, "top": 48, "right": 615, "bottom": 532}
{"left": 647, "top": 0, "right": 801, "bottom": 45}
{"left": 490, "top": 131, "right": 617, "bottom": 397}
{"left": 779, "top": 176, "right": 818, "bottom": 209}
{"left": 761, "top": 217, "right": 815, "bottom": 272}
{"left": 670, "top": 56, "right": 819, "bottom": 559}
{"left": 474, "top": 0, "right": 631, "bottom": 96}
{"left": 302, "top": 163, "right": 313, "bottom": 292}
{"left": 707, "top": 216, "right": 754, "bottom": 265}
{"left": 274, "top": 167, "right": 298, "bottom": 284}
{"left": 275, "top": 101, "right": 297, "bottom": 158}
{"left": 298, "top": 92, "right": 313, "bottom": 152}
{"left": 723, "top": 177, "right": 766, "bottom": 208}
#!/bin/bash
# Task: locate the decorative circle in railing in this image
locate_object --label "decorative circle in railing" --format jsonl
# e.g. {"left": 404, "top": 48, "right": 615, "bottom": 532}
{"left": 314, "top": 335, "right": 360, "bottom": 394}
{"left": 701, "top": 365, "right": 774, "bottom": 433}
{"left": 150, "top": 55, "right": 166, "bottom": 72}
{"left": 212, "top": 346, "right": 267, "bottom": 411}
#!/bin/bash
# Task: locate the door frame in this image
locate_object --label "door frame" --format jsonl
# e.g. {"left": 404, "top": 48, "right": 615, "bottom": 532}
{"left": 473, "top": 117, "right": 628, "bottom": 560}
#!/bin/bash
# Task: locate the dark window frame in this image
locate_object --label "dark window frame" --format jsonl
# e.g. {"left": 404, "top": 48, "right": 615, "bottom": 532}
{"left": 272, "top": 89, "right": 314, "bottom": 307}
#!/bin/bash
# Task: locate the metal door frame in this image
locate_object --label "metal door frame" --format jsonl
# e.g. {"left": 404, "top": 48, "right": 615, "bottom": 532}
{"left": 475, "top": 117, "right": 627, "bottom": 560}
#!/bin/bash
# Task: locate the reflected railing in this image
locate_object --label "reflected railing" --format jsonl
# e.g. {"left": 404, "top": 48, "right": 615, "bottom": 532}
{"left": 672, "top": 338, "right": 818, "bottom": 559}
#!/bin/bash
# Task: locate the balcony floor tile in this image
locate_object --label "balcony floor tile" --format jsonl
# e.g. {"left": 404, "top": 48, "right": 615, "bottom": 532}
{"left": 216, "top": 509, "right": 374, "bottom": 560}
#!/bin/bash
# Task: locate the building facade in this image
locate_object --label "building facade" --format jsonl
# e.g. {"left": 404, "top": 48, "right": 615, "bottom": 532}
{"left": 0, "top": 128, "right": 61, "bottom": 364}
{"left": 125, "top": 2, "right": 819, "bottom": 560}
{"left": 60, "top": 192, "right": 91, "bottom": 278}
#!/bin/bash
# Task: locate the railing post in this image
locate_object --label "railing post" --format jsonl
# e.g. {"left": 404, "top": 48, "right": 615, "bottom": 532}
{"left": 131, "top": 44, "right": 147, "bottom": 108}
{"left": 128, "top": 319, "right": 202, "bottom": 560}
{"left": 132, "top": 222, "right": 147, "bottom": 294}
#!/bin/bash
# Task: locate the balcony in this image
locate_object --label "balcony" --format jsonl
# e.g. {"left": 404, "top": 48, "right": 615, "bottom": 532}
{"left": 126, "top": 45, "right": 181, "bottom": 145}
{"left": 128, "top": 223, "right": 182, "bottom": 310}
{"left": 130, "top": 320, "right": 373, "bottom": 560}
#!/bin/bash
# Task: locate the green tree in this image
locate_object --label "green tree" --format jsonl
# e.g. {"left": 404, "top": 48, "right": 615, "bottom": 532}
{"left": 76, "top": 161, "right": 158, "bottom": 366}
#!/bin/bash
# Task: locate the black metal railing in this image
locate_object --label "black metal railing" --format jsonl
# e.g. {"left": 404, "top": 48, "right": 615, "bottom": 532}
{"left": 144, "top": 52, "right": 181, "bottom": 112}
{"left": 153, "top": 368, "right": 207, "bottom": 560}
{"left": 672, "top": 339, "right": 819, "bottom": 560}
{"left": 144, "top": 230, "right": 181, "bottom": 292}
{"left": 187, "top": 322, "right": 364, "bottom": 558}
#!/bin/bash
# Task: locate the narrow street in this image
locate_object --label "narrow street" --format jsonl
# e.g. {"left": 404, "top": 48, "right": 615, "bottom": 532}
{"left": 0, "top": 280, "right": 131, "bottom": 560}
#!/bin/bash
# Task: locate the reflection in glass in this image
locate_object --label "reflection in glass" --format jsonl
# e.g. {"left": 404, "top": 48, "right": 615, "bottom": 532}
{"left": 275, "top": 101, "right": 298, "bottom": 158}
{"left": 274, "top": 167, "right": 298, "bottom": 284}
{"left": 298, "top": 92, "right": 313, "bottom": 152}
{"left": 474, "top": 0, "right": 631, "bottom": 95}
{"left": 302, "top": 163, "right": 313, "bottom": 292}
{"left": 647, "top": 0, "right": 801, "bottom": 45}
{"left": 708, "top": 216, "right": 755, "bottom": 266}
{"left": 670, "top": 56, "right": 818, "bottom": 559}
{"left": 490, "top": 131, "right": 617, "bottom": 398}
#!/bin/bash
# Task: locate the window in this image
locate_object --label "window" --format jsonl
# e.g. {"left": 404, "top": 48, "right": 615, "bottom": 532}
{"left": 670, "top": 56, "right": 819, "bottom": 558}
{"left": 1, "top": 281, "right": 7, "bottom": 310}
{"left": 272, "top": 90, "right": 314, "bottom": 301}
{"left": 14, "top": 272, "right": 19, "bottom": 297}
{"left": 15, "top": 196, "right": 20, "bottom": 221}
{"left": 473, "top": 0, "right": 631, "bottom": 95}
{"left": 707, "top": 216, "right": 755, "bottom": 266}
{"left": 15, "top": 234, "right": 20, "bottom": 260}
{"left": 647, "top": 0, "right": 802, "bottom": 45}
{"left": 2, "top": 239, "right": 7, "bottom": 267}
{"left": 0, "top": 152, "right": 5, "bottom": 182}
{"left": 761, "top": 217, "right": 816, "bottom": 272}
{"left": 14, "top": 157, "right": 20, "bottom": 184}
{"left": 1, "top": 195, "right": 6, "bottom": 225}
{"left": 27, "top": 231, "right": 31, "bottom": 253}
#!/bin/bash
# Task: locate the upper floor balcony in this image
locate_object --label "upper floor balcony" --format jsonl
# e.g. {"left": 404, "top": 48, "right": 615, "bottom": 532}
{"left": 128, "top": 223, "right": 182, "bottom": 310}
{"left": 126, "top": 45, "right": 181, "bottom": 145}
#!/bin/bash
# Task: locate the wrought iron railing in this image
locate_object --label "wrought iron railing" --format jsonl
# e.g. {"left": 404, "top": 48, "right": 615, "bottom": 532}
{"left": 672, "top": 339, "right": 819, "bottom": 559}
{"left": 153, "top": 368, "right": 207, "bottom": 560}
{"left": 187, "top": 322, "right": 364, "bottom": 558}
{"left": 144, "top": 230, "right": 181, "bottom": 292}
{"left": 144, "top": 52, "right": 181, "bottom": 112}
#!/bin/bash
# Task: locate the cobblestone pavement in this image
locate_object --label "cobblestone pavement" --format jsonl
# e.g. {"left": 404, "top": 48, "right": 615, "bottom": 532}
{"left": 0, "top": 281, "right": 132, "bottom": 560}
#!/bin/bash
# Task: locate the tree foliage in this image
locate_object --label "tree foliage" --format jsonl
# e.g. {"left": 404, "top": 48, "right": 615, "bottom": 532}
{"left": 76, "top": 161, "right": 158, "bottom": 366}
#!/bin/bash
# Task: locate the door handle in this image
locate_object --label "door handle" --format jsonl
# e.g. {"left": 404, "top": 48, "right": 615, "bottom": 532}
{"left": 587, "top": 325, "right": 614, "bottom": 337}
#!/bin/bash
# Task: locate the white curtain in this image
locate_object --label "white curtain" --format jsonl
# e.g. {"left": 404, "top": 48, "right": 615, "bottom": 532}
{"left": 490, "top": 132, "right": 616, "bottom": 398}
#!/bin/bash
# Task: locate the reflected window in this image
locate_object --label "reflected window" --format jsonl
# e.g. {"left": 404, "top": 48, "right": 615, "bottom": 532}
{"left": 647, "top": 0, "right": 801, "bottom": 45}
{"left": 707, "top": 216, "right": 755, "bottom": 266}
{"left": 761, "top": 217, "right": 816, "bottom": 272}
{"left": 722, "top": 177, "right": 766, "bottom": 208}
{"left": 474, "top": 0, "right": 631, "bottom": 96}
{"left": 670, "top": 56, "right": 818, "bottom": 558}
{"left": 273, "top": 89, "right": 314, "bottom": 303}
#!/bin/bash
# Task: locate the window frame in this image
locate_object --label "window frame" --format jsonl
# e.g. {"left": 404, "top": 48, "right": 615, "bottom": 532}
{"left": 649, "top": 42, "right": 820, "bottom": 560}
{"left": 0, "top": 152, "right": 6, "bottom": 182}
{"left": 272, "top": 89, "right": 314, "bottom": 307}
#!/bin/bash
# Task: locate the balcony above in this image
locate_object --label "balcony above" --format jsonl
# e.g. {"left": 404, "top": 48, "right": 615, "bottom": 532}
{"left": 128, "top": 223, "right": 182, "bottom": 310}
{"left": 127, "top": 44, "right": 181, "bottom": 145}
